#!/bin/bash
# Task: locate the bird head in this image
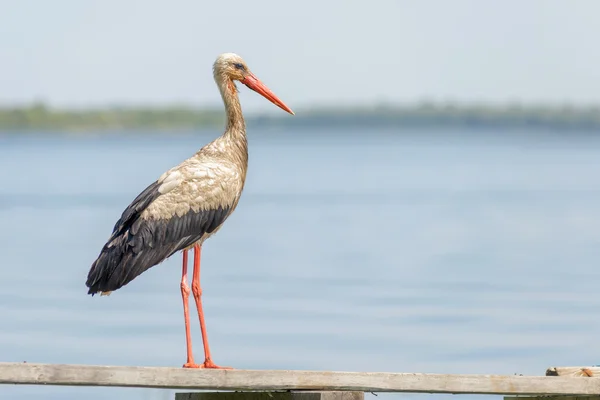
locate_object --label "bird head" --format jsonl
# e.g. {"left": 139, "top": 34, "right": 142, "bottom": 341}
{"left": 213, "top": 53, "right": 294, "bottom": 115}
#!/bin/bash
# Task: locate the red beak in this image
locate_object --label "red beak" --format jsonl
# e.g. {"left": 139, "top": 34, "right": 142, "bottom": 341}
{"left": 240, "top": 74, "right": 294, "bottom": 115}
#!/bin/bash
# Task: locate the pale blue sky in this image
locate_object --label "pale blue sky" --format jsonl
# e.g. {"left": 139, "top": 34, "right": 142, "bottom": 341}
{"left": 2, "top": 0, "right": 600, "bottom": 111}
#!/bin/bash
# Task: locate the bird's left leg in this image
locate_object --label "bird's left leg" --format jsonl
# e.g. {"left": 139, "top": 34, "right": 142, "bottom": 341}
{"left": 181, "top": 249, "right": 200, "bottom": 369}
{"left": 191, "top": 244, "right": 231, "bottom": 369}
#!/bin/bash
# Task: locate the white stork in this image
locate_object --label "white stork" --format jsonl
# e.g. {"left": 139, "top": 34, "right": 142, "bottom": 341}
{"left": 86, "top": 53, "right": 294, "bottom": 369}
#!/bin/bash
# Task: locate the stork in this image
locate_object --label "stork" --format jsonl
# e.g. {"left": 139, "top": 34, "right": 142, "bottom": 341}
{"left": 85, "top": 53, "right": 294, "bottom": 369}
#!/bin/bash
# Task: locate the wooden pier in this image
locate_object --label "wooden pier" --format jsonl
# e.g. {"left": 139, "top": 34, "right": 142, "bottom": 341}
{"left": 1, "top": 362, "right": 599, "bottom": 398}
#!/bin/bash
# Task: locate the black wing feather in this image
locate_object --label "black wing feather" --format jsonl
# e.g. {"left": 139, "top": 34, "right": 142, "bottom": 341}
{"left": 85, "top": 180, "right": 231, "bottom": 295}
{"left": 110, "top": 180, "right": 162, "bottom": 240}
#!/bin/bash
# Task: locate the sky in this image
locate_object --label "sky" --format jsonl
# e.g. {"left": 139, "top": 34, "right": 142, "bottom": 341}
{"left": 2, "top": 0, "right": 600, "bottom": 112}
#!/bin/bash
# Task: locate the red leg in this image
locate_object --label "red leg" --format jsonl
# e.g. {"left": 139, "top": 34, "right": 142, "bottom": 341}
{"left": 181, "top": 249, "right": 199, "bottom": 368}
{"left": 191, "top": 244, "right": 231, "bottom": 369}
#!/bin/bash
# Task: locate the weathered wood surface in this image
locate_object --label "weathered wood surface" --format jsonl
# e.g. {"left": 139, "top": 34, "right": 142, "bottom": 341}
{"left": 175, "top": 391, "right": 364, "bottom": 400}
{"left": 547, "top": 367, "right": 600, "bottom": 377}
{"left": 1, "top": 363, "right": 600, "bottom": 395}
{"left": 506, "top": 396, "right": 600, "bottom": 400}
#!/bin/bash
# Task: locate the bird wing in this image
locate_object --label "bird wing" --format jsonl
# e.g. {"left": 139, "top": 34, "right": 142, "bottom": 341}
{"left": 130, "top": 160, "right": 242, "bottom": 254}
{"left": 107, "top": 180, "right": 163, "bottom": 244}
{"left": 86, "top": 159, "right": 243, "bottom": 294}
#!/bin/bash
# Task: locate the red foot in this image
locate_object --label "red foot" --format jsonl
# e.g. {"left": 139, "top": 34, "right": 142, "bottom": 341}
{"left": 183, "top": 363, "right": 201, "bottom": 369}
{"left": 201, "top": 360, "right": 232, "bottom": 369}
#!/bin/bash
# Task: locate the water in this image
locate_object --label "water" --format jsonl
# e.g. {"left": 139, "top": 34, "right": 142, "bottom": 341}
{"left": 1, "top": 126, "right": 600, "bottom": 400}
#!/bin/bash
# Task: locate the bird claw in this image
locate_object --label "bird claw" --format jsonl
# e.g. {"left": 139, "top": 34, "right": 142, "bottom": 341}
{"left": 201, "top": 360, "right": 232, "bottom": 369}
{"left": 182, "top": 360, "right": 232, "bottom": 369}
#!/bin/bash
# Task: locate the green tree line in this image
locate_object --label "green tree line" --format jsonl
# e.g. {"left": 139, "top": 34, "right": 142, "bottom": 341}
{"left": 2, "top": 101, "right": 600, "bottom": 131}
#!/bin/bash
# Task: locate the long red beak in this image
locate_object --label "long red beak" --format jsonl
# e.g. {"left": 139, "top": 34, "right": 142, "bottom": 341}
{"left": 241, "top": 74, "right": 294, "bottom": 115}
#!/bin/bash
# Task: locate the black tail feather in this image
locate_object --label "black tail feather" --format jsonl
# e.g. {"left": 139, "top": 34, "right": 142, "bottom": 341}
{"left": 85, "top": 232, "right": 178, "bottom": 295}
{"left": 86, "top": 204, "right": 231, "bottom": 295}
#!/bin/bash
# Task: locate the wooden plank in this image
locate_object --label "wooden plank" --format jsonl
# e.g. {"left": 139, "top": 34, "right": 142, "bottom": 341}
{"left": 506, "top": 397, "right": 600, "bottom": 400}
{"left": 175, "top": 391, "right": 364, "bottom": 400}
{"left": 1, "top": 363, "right": 600, "bottom": 395}
{"left": 547, "top": 367, "right": 600, "bottom": 377}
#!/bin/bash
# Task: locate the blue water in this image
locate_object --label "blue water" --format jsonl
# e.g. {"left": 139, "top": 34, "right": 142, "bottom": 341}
{"left": 1, "top": 126, "right": 600, "bottom": 400}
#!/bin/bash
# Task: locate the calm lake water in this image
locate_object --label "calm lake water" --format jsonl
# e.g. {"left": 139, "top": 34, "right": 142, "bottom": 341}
{"left": 1, "top": 126, "right": 600, "bottom": 400}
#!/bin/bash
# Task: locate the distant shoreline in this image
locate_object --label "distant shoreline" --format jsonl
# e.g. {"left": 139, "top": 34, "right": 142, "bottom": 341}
{"left": 2, "top": 102, "right": 600, "bottom": 132}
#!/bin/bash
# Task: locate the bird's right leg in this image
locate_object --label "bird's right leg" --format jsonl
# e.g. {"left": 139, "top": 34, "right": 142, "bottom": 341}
{"left": 181, "top": 249, "right": 199, "bottom": 369}
{"left": 191, "top": 244, "right": 231, "bottom": 369}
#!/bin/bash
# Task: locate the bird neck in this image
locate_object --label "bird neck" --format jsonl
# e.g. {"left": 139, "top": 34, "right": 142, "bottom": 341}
{"left": 216, "top": 76, "right": 249, "bottom": 170}
{"left": 218, "top": 77, "right": 246, "bottom": 138}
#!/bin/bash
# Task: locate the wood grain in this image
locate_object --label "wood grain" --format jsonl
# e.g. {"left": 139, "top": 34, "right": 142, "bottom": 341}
{"left": 1, "top": 363, "right": 599, "bottom": 395}
{"left": 506, "top": 396, "right": 600, "bottom": 400}
{"left": 175, "top": 391, "right": 365, "bottom": 400}
{"left": 547, "top": 367, "right": 600, "bottom": 377}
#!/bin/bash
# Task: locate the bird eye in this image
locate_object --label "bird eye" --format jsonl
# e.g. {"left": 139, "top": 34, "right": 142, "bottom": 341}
{"left": 233, "top": 63, "right": 245, "bottom": 71}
